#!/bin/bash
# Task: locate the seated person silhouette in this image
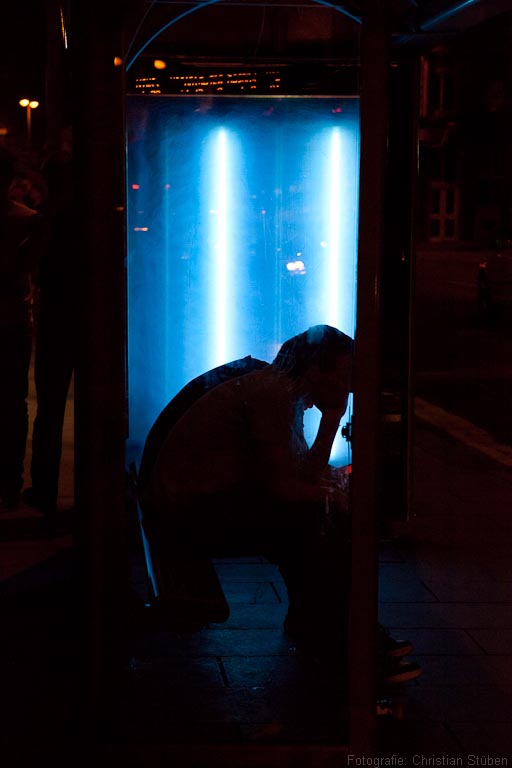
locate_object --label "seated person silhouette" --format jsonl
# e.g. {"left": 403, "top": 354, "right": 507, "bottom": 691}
{"left": 138, "top": 325, "right": 419, "bottom": 681}
{"left": 138, "top": 325, "right": 352, "bottom": 659}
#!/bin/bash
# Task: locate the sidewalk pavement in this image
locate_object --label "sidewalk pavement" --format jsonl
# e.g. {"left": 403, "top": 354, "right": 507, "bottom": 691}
{"left": 381, "top": 415, "right": 512, "bottom": 757}
{"left": 1, "top": 376, "right": 511, "bottom": 762}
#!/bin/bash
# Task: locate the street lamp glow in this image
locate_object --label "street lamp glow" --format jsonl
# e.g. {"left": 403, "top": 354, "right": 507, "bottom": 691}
{"left": 19, "top": 98, "right": 40, "bottom": 148}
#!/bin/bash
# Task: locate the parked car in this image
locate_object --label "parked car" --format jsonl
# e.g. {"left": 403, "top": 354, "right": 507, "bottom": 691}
{"left": 477, "top": 237, "right": 512, "bottom": 319}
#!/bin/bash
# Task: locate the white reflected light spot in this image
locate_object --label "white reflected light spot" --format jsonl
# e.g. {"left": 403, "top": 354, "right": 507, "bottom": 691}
{"left": 286, "top": 260, "right": 306, "bottom": 274}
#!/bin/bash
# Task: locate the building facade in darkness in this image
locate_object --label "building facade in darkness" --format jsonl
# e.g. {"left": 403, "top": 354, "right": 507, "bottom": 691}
{"left": 417, "top": 12, "right": 512, "bottom": 245}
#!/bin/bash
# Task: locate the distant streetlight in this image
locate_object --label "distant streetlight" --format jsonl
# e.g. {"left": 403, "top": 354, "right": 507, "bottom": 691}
{"left": 19, "top": 98, "right": 39, "bottom": 149}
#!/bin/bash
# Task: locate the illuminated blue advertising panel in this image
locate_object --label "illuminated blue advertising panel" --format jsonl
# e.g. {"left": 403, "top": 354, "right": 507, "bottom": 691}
{"left": 126, "top": 96, "right": 359, "bottom": 466}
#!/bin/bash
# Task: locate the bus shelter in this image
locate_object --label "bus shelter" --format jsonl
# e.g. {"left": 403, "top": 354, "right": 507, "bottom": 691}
{"left": 64, "top": 0, "right": 421, "bottom": 761}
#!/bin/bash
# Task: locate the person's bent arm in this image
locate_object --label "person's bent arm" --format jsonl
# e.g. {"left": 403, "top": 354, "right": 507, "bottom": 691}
{"left": 307, "top": 407, "right": 344, "bottom": 471}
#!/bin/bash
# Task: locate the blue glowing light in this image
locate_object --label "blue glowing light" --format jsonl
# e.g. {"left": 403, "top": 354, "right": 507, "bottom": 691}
{"left": 421, "top": 0, "right": 479, "bottom": 30}
{"left": 127, "top": 97, "right": 360, "bottom": 466}
{"left": 212, "top": 128, "right": 230, "bottom": 367}
{"left": 328, "top": 128, "right": 342, "bottom": 327}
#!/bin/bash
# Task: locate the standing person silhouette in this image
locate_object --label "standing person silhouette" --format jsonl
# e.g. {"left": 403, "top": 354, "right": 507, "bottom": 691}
{"left": 22, "top": 127, "right": 76, "bottom": 524}
{"left": 0, "top": 146, "right": 43, "bottom": 511}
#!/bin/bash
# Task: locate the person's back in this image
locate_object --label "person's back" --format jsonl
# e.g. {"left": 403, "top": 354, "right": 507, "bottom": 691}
{"left": 141, "top": 363, "right": 317, "bottom": 553}
{"left": 137, "top": 355, "right": 268, "bottom": 492}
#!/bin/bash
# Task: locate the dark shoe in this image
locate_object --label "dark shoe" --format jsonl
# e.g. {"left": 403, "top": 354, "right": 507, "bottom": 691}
{"left": 381, "top": 658, "right": 422, "bottom": 684}
{"left": 284, "top": 613, "right": 349, "bottom": 675}
{"left": 284, "top": 612, "right": 328, "bottom": 654}
{"left": 284, "top": 612, "right": 313, "bottom": 642}
{"left": 378, "top": 624, "right": 414, "bottom": 658}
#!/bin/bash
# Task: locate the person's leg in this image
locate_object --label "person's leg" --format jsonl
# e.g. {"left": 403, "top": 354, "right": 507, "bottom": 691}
{"left": 140, "top": 501, "right": 231, "bottom": 628}
{"left": 26, "top": 312, "right": 73, "bottom": 512}
{"left": 275, "top": 501, "right": 351, "bottom": 664}
{"left": 154, "top": 555, "right": 230, "bottom": 626}
{"left": 0, "top": 327, "right": 32, "bottom": 507}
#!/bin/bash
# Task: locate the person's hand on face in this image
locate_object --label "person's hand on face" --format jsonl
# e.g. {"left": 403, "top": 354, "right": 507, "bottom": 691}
{"left": 308, "top": 356, "right": 352, "bottom": 416}
{"left": 303, "top": 395, "right": 315, "bottom": 410}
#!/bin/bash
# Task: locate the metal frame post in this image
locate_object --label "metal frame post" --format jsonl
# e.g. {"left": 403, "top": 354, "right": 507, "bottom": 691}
{"left": 349, "top": 0, "right": 390, "bottom": 754}
{"left": 71, "top": 0, "right": 129, "bottom": 744}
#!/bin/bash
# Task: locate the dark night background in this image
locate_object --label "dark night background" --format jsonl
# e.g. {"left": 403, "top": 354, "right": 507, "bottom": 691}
{"left": 0, "top": 3, "right": 47, "bottom": 147}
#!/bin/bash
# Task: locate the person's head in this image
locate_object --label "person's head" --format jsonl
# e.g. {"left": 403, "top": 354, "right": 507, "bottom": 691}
{"left": 272, "top": 325, "right": 353, "bottom": 413}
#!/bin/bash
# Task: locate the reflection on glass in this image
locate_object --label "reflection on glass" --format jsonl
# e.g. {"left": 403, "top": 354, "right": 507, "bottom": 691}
{"left": 127, "top": 96, "right": 360, "bottom": 466}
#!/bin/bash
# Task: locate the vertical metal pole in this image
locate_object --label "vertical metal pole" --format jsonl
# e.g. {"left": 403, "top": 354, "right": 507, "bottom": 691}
{"left": 26, "top": 106, "right": 32, "bottom": 149}
{"left": 406, "top": 57, "right": 421, "bottom": 524}
{"left": 349, "top": 0, "right": 390, "bottom": 755}
{"left": 71, "top": 0, "right": 128, "bottom": 746}
{"left": 44, "top": 0, "right": 65, "bottom": 159}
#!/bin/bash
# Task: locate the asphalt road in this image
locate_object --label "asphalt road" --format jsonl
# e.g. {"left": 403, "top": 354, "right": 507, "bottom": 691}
{"left": 413, "top": 246, "right": 512, "bottom": 449}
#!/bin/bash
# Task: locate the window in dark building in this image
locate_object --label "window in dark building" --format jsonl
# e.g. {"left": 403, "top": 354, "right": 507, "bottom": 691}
{"left": 446, "top": 187, "right": 455, "bottom": 215}
{"left": 430, "top": 219, "right": 440, "bottom": 238}
{"left": 432, "top": 188, "right": 440, "bottom": 214}
{"left": 444, "top": 219, "right": 455, "bottom": 238}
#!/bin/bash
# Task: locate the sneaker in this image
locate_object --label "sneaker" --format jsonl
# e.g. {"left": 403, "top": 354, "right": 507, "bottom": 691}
{"left": 381, "top": 658, "right": 422, "bottom": 684}
{"left": 378, "top": 624, "right": 414, "bottom": 658}
{"left": 376, "top": 697, "right": 404, "bottom": 719}
{"left": 283, "top": 612, "right": 348, "bottom": 666}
